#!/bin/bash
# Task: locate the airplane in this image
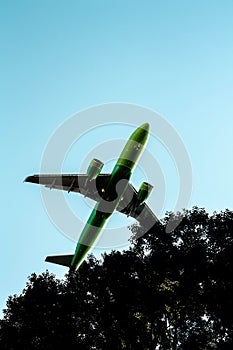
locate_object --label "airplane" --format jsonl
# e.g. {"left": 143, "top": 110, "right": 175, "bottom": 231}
{"left": 25, "top": 123, "right": 158, "bottom": 272}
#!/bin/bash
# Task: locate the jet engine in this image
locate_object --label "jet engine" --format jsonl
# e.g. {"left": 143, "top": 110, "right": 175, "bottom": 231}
{"left": 86, "top": 158, "right": 104, "bottom": 181}
{"left": 136, "top": 182, "right": 153, "bottom": 204}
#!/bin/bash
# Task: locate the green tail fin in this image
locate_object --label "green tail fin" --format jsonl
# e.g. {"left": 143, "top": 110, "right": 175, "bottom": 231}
{"left": 45, "top": 254, "right": 73, "bottom": 267}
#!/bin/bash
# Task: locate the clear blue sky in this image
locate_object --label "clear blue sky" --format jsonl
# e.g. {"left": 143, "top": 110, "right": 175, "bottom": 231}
{"left": 1, "top": 0, "right": 232, "bottom": 315}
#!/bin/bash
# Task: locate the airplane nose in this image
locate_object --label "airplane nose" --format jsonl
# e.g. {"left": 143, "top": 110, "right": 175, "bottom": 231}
{"left": 129, "top": 123, "right": 150, "bottom": 145}
{"left": 140, "top": 123, "right": 149, "bottom": 132}
{"left": 117, "top": 123, "right": 150, "bottom": 168}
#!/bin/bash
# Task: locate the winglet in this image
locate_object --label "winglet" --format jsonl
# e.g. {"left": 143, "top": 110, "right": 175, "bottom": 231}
{"left": 24, "top": 175, "right": 40, "bottom": 184}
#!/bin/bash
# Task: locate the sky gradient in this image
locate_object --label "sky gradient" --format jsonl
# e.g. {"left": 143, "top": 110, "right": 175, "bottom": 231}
{"left": 1, "top": 0, "right": 233, "bottom": 315}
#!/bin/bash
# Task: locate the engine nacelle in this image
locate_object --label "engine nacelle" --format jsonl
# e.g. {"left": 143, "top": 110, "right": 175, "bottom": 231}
{"left": 137, "top": 182, "right": 153, "bottom": 204}
{"left": 87, "top": 158, "right": 104, "bottom": 181}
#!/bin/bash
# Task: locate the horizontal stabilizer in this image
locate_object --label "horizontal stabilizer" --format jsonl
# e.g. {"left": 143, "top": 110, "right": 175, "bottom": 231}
{"left": 45, "top": 254, "right": 73, "bottom": 267}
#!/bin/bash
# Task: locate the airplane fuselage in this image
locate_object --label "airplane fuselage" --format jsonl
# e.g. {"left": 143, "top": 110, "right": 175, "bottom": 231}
{"left": 70, "top": 123, "right": 149, "bottom": 271}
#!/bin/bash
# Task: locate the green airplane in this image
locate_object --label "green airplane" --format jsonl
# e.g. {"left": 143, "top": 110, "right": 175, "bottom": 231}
{"left": 25, "top": 123, "right": 158, "bottom": 271}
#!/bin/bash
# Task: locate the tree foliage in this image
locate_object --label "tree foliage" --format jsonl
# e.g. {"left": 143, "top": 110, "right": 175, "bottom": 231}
{"left": 1, "top": 207, "right": 233, "bottom": 349}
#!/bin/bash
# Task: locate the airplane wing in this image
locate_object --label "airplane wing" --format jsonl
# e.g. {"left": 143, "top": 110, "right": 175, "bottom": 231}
{"left": 24, "top": 174, "right": 111, "bottom": 202}
{"left": 25, "top": 174, "right": 159, "bottom": 228}
{"left": 116, "top": 183, "right": 159, "bottom": 229}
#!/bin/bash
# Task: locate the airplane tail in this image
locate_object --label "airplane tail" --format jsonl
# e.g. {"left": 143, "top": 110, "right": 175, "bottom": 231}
{"left": 45, "top": 254, "right": 73, "bottom": 267}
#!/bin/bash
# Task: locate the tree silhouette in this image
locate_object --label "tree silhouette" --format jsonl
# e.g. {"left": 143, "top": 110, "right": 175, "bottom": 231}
{"left": 0, "top": 207, "right": 233, "bottom": 349}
